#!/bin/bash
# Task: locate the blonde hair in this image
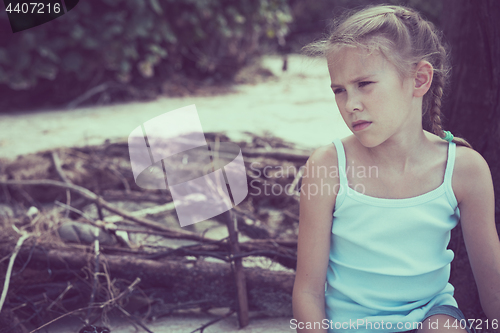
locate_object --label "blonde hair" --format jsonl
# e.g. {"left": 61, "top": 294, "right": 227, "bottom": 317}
{"left": 305, "top": 4, "right": 472, "bottom": 148}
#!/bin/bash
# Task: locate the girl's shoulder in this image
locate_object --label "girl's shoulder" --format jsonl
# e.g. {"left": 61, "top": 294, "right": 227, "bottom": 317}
{"left": 308, "top": 142, "right": 339, "bottom": 169}
{"left": 453, "top": 144, "right": 491, "bottom": 205}
{"left": 305, "top": 142, "right": 341, "bottom": 189}
{"left": 307, "top": 135, "right": 365, "bottom": 171}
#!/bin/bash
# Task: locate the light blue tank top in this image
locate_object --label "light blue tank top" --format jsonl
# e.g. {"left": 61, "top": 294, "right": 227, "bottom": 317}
{"left": 325, "top": 139, "right": 460, "bottom": 333}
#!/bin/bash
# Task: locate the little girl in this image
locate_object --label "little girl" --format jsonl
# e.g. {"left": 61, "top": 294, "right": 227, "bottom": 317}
{"left": 292, "top": 4, "right": 500, "bottom": 333}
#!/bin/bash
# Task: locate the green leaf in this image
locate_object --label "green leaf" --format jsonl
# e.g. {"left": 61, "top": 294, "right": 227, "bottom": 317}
{"left": 37, "top": 47, "right": 60, "bottom": 63}
{"left": 123, "top": 45, "right": 139, "bottom": 60}
{"left": 149, "top": 44, "right": 168, "bottom": 58}
{"left": 71, "top": 24, "right": 85, "bottom": 40}
{"left": 120, "top": 60, "right": 131, "bottom": 73}
{"left": 20, "top": 32, "right": 37, "bottom": 50}
{"left": 14, "top": 53, "right": 31, "bottom": 71}
{"left": 33, "top": 61, "right": 58, "bottom": 80}
{"left": 62, "top": 52, "right": 83, "bottom": 72}
{"left": 160, "top": 22, "right": 177, "bottom": 44}
{"left": 149, "top": 0, "right": 163, "bottom": 15}
{"left": 83, "top": 37, "right": 99, "bottom": 50}
{"left": 103, "top": 25, "right": 124, "bottom": 40}
{"left": 10, "top": 73, "right": 31, "bottom": 90}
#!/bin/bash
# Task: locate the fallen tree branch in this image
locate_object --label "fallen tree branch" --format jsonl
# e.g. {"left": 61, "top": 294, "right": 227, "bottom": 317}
{"left": 0, "top": 229, "right": 29, "bottom": 313}
{"left": 66, "top": 82, "right": 118, "bottom": 110}
{"left": 86, "top": 236, "right": 101, "bottom": 323}
{"left": 29, "top": 305, "right": 102, "bottom": 333}
{"left": 0, "top": 179, "right": 216, "bottom": 243}
{"left": 102, "top": 189, "right": 170, "bottom": 203}
{"left": 51, "top": 151, "right": 71, "bottom": 184}
{"left": 117, "top": 306, "right": 153, "bottom": 333}
{"left": 103, "top": 201, "right": 176, "bottom": 223}
{"left": 7, "top": 245, "right": 294, "bottom": 317}
{"left": 224, "top": 211, "right": 249, "bottom": 328}
{"left": 52, "top": 151, "right": 73, "bottom": 218}
{"left": 241, "top": 147, "right": 310, "bottom": 161}
{"left": 46, "top": 282, "right": 73, "bottom": 311}
{"left": 28, "top": 277, "right": 141, "bottom": 333}
{"left": 190, "top": 309, "right": 236, "bottom": 333}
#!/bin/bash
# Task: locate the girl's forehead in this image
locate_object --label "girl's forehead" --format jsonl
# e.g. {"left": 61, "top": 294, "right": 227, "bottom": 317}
{"left": 327, "top": 47, "right": 387, "bottom": 84}
{"left": 327, "top": 46, "right": 390, "bottom": 78}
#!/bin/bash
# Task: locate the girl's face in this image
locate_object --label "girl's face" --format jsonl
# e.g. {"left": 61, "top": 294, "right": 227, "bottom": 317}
{"left": 327, "top": 46, "right": 417, "bottom": 147}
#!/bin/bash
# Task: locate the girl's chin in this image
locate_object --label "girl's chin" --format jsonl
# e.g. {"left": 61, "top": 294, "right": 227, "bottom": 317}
{"left": 354, "top": 135, "right": 382, "bottom": 148}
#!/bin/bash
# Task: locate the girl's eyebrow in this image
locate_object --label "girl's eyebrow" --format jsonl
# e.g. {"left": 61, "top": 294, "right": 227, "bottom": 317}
{"left": 330, "top": 75, "right": 375, "bottom": 88}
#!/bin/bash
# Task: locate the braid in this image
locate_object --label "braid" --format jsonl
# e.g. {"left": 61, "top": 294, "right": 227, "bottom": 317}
{"left": 428, "top": 53, "right": 446, "bottom": 139}
{"left": 429, "top": 73, "right": 473, "bottom": 148}
{"left": 427, "top": 34, "right": 473, "bottom": 148}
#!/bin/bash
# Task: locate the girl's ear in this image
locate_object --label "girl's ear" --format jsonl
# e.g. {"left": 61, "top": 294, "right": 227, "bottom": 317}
{"left": 413, "top": 61, "right": 433, "bottom": 97}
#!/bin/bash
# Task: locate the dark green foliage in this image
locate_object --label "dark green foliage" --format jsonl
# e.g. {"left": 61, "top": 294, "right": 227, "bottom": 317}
{"left": 0, "top": 0, "right": 292, "bottom": 91}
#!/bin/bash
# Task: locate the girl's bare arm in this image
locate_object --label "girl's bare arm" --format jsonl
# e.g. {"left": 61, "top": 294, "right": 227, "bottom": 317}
{"left": 455, "top": 147, "right": 500, "bottom": 331}
{"left": 292, "top": 145, "right": 339, "bottom": 333}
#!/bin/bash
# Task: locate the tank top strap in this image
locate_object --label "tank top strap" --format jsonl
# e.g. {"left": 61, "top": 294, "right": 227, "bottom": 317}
{"left": 443, "top": 141, "right": 456, "bottom": 185}
{"left": 443, "top": 141, "right": 459, "bottom": 209}
{"left": 332, "top": 138, "right": 349, "bottom": 189}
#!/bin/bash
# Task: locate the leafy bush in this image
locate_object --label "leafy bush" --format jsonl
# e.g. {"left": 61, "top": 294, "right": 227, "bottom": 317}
{"left": 0, "top": 0, "right": 292, "bottom": 91}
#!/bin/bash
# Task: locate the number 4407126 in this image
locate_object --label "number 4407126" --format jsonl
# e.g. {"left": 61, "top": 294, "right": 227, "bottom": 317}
{"left": 5, "top": 2, "right": 61, "bottom": 14}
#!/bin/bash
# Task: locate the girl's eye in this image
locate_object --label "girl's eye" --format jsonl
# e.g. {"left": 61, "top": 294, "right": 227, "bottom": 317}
{"left": 358, "top": 81, "right": 373, "bottom": 88}
{"left": 333, "top": 88, "right": 345, "bottom": 95}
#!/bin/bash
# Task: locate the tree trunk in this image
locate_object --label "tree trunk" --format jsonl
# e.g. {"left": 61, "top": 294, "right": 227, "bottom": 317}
{"left": 442, "top": 0, "right": 500, "bottom": 196}
{"left": 4, "top": 245, "right": 294, "bottom": 318}
{"left": 442, "top": 0, "right": 500, "bottom": 325}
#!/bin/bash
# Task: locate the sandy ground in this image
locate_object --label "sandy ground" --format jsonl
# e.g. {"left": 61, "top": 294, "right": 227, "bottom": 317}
{"left": 0, "top": 54, "right": 351, "bottom": 161}
{"left": 43, "top": 312, "right": 297, "bottom": 333}
{"left": 0, "top": 55, "right": 351, "bottom": 332}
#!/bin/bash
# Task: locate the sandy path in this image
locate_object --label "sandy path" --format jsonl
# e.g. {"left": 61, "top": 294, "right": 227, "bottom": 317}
{"left": 46, "top": 312, "right": 297, "bottom": 333}
{"left": 0, "top": 55, "right": 351, "bottom": 160}
{"left": 0, "top": 55, "right": 351, "bottom": 332}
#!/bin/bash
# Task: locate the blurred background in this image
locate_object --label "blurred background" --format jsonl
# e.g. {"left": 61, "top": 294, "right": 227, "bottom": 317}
{"left": 0, "top": 0, "right": 441, "bottom": 112}
{"left": 0, "top": 0, "right": 499, "bottom": 332}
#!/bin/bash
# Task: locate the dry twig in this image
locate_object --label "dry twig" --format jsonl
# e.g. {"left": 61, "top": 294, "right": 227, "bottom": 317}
{"left": 189, "top": 309, "right": 236, "bottom": 333}
{"left": 0, "top": 228, "right": 29, "bottom": 314}
{"left": 28, "top": 278, "right": 141, "bottom": 333}
{"left": 0, "top": 179, "right": 216, "bottom": 243}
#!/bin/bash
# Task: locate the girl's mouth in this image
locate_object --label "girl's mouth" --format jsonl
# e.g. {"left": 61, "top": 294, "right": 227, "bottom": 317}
{"left": 352, "top": 121, "right": 371, "bottom": 131}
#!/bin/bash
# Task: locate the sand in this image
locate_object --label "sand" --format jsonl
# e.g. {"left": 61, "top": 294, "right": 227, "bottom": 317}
{"left": 0, "top": 55, "right": 351, "bottom": 161}
{"left": 0, "top": 54, "right": 351, "bottom": 332}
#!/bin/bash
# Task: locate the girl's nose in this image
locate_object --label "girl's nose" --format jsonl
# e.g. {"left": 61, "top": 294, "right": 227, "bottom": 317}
{"left": 345, "top": 93, "right": 363, "bottom": 113}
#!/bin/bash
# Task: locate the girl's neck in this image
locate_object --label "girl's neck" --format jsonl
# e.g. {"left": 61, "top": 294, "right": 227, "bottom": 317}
{"left": 364, "top": 127, "right": 431, "bottom": 174}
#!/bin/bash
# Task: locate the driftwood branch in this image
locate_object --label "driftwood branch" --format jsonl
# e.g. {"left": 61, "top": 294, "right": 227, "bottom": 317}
{"left": 224, "top": 211, "right": 249, "bottom": 328}
{"left": 102, "top": 189, "right": 169, "bottom": 203}
{"left": 51, "top": 151, "right": 73, "bottom": 218}
{"left": 241, "top": 147, "right": 310, "bottom": 161}
{"left": 103, "top": 201, "right": 176, "bottom": 223}
{"left": 0, "top": 231, "right": 29, "bottom": 313}
{"left": 1, "top": 134, "right": 304, "bottom": 330}
{"left": 28, "top": 277, "right": 141, "bottom": 333}
{"left": 0, "top": 179, "right": 216, "bottom": 243}
{"left": 190, "top": 309, "right": 236, "bottom": 333}
{"left": 7, "top": 245, "right": 294, "bottom": 317}
{"left": 51, "top": 151, "right": 71, "bottom": 184}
